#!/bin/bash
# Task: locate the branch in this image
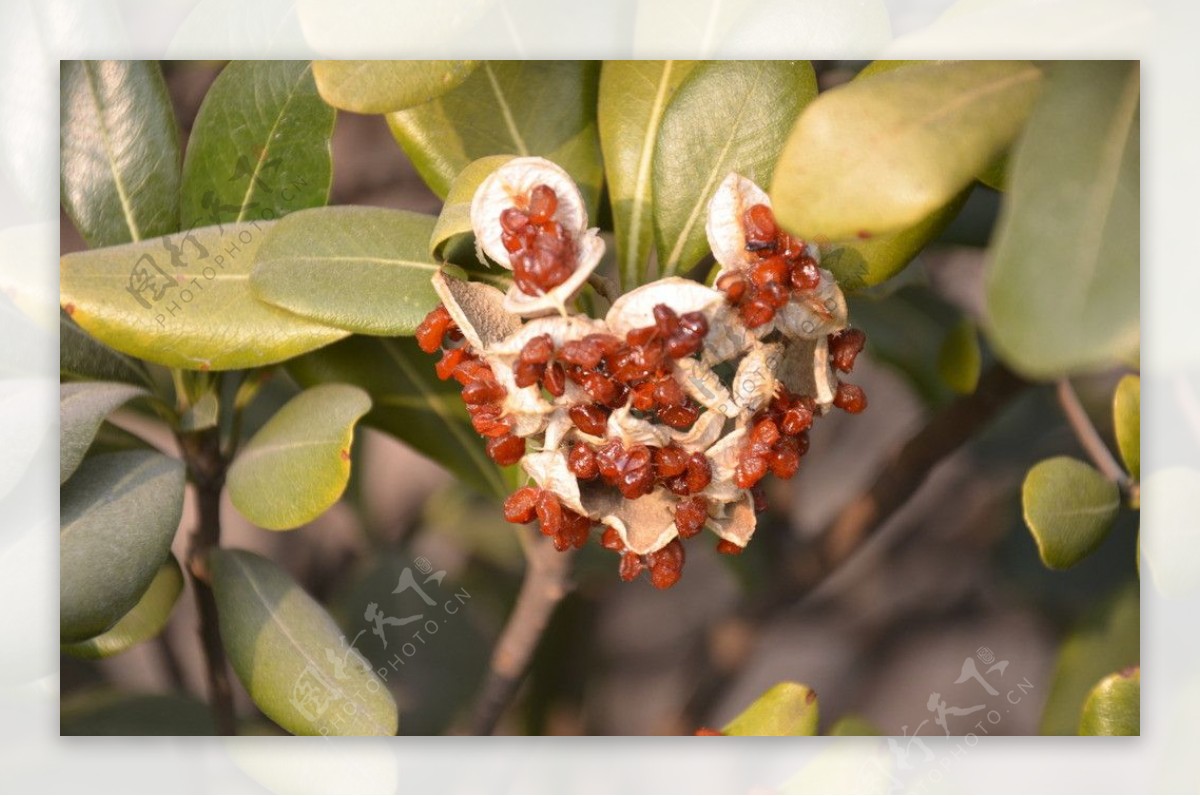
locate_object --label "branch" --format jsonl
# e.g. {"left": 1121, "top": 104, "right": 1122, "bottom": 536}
{"left": 1056, "top": 378, "right": 1131, "bottom": 489}
{"left": 177, "top": 425, "right": 237, "bottom": 736}
{"left": 470, "top": 529, "right": 574, "bottom": 735}
{"left": 681, "top": 364, "right": 1030, "bottom": 725}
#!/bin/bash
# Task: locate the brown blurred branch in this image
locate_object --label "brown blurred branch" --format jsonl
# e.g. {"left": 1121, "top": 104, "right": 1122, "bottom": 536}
{"left": 470, "top": 529, "right": 574, "bottom": 735}
{"left": 177, "top": 425, "right": 237, "bottom": 736}
{"left": 681, "top": 364, "right": 1030, "bottom": 726}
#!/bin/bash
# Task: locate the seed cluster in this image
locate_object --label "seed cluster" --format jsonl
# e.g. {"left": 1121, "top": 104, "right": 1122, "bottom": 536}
{"left": 420, "top": 160, "right": 869, "bottom": 589}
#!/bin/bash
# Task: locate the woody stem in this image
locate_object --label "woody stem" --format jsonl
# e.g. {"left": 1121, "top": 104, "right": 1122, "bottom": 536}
{"left": 470, "top": 529, "right": 574, "bottom": 735}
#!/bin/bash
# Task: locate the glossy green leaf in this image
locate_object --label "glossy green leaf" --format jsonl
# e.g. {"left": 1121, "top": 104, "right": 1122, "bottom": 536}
{"left": 60, "top": 61, "right": 181, "bottom": 247}
{"left": 771, "top": 60, "right": 1041, "bottom": 241}
{"left": 211, "top": 548, "right": 397, "bottom": 736}
{"left": 828, "top": 714, "right": 883, "bottom": 736}
{"left": 227, "top": 384, "right": 370, "bottom": 530}
{"left": 1039, "top": 583, "right": 1139, "bottom": 735}
{"left": 985, "top": 61, "right": 1139, "bottom": 378}
{"left": 180, "top": 60, "right": 335, "bottom": 229}
{"left": 62, "top": 556, "right": 183, "bottom": 659}
{"left": 654, "top": 60, "right": 817, "bottom": 277}
{"left": 61, "top": 690, "right": 214, "bottom": 735}
{"left": 1079, "top": 667, "right": 1140, "bottom": 736}
{"left": 60, "top": 451, "right": 185, "bottom": 643}
{"left": 60, "top": 381, "right": 149, "bottom": 483}
{"left": 1022, "top": 456, "right": 1120, "bottom": 570}
{"left": 60, "top": 221, "right": 349, "bottom": 371}
{"left": 60, "top": 312, "right": 152, "bottom": 387}
{"left": 723, "top": 681, "right": 819, "bottom": 736}
{"left": 598, "top": 60, "right": 698, "bottom": 287}
{"left": 429, "top": 155, "right": 515, "bottom": 261}
{"left": 386, "top": 61, "right": 603, "bottom": 214}
{"left": 288, "top": 336, "right": 509, "bottom": 500}
{"left": 313, "top": 60, "right": 478, "bottom": 114}
{"left": 1113, "top": 374, "right": 1140, "bottom": 481}
{"left": 251, "top": 206, "right": 444, "bottom": 336}
{"left": 937, "top": 317, "right": 982, "bottom": 394}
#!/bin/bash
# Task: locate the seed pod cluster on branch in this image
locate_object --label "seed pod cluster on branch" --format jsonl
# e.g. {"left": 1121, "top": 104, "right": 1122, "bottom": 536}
{"left": 416, "top": 158, "right": 867, "bottom": 588}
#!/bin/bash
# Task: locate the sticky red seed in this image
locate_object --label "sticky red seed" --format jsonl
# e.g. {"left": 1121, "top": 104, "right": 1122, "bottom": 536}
{"left": 829, "top": 328, "right": 867, "bottom": 373}
{"left": 527, "top": 184, "right": 558, "bottom": 223}
{"left": 743, "top": 204, "right": 779, "bottom": 247}
{"left": 618, "top": 551, "right": 644, "bottom": 582}
{"left": 647, "top": 539, "right": 685, "bottom": 589}
{"left": 435, "top": 347, "right": 466, "bottom": 381}
{"left": 716, "top": 272, "right": 748, "bottom": 304}
{"left": 503, "top": 487, "right": 540, "bottom": 523}
{"left": 734, "top": 454, "right": 768, "bottom": 489}
{"left": 790, "top": 259, "right": 821, "bottom": 292}
{"left": 500, "top": 207, "right": 530, "bottom": 234}
{"left": 569, "top": 403, "right": 609, "bottom": 436}
{"left": 652, "top": 304, "right": 680, "bottom": 337}
{"left": 751, "top": 255, "right": 790, "bottom": 287}
{"left": 834, "top": 382, "right": 867, "bottom": 413}
{"left": 520, "top": 334, "right": 554, "bottom": 364}
{"left": 674, "top": 496, "right": 708, "bottom": 539}
{"left": 654, "top": 444, "right": 689, "bottom": 479}
{"left": 740, "top": 297, "right": 776, "bottom": 328}
{"left": 486, "top": 433, "right": 525, "bottom": 465}
{"left": 567, "top": 443, "right": 599, "bottom": 480}
{"left": 462, "top": 378, "right": 504, "bottom": 405}
{"left": 542, "top": 362, "right": 566, "bottom": 397}
{"left": 716, "top": 539, "right": 745, "bottom": 556}
{"left": 684, "top": 453, "right": 712, "bottom": 493}
{"left": 415, "top": 305, "right": 452, "bottom": 353}
{"left": 601, "top": 525, "right": 624, "bottom": 551}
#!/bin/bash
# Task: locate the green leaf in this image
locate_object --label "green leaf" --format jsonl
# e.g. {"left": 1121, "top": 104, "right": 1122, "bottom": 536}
{"left": 60, "top": 312, "right": 152, "bottom": 387}
{"left": 429, "top": 155, "right": 515, "bottom": 261}
{"left": 60, "top": 381, "right": 150, "bottom": 483}
{"left": 288, "top": 336, "right": 510, "bottom": 500}
{"left": 771, "top": 60, "right": 1041, "bottom": 241}
{"left": 180, "top": 60, "right": 335, "bottom": 229}
{"left": 61, "top": 690, "right": 214, "bottom": 735}
{"left": 654, "top": 60, "right": 817, "bottom": 277}
{"left": 60, "top": 61, "right": 181, "bottom": 247}
{"left": 60, "top": 221, "right": 349, "bottom": 371}
{"left": 210, "top": 548, "right": 397, "bottom": 736}
{"left": 1079, "top": 667, "right": 1140, "bottom": 736}
{"left": 251, "top": 206, "right": 445, "bottom": 336}
{"left": 1022, "top": 456, "right": 1120, "bottom": 570}
{"left": 386, "top": 61, "right": 603, "bottom": 214}
{"left": 62, "top": 556, "right": 183, "bottom": 659}
{"left": 227, "top": 384, "right": 371, "bottom": 530}
{"left": 985, "top": 61, "right": 1139, "bottom": 379}
{"left": 1113, "top": 374, "right": 1140, "bottom": 481}
{"left": 313, "top": 60, "right": 478, "bottom": 114}
{"left": 828, "top": 714, "right": 882, "bottom": 736}
{"left": 60, "top": 451, "right": 185, "bottom": 643}
{"left": 598, "top": 60, "right": 698, "bottom": 287}
{"left": 1039, "top": 583, "right": 1139, "bottom": 735}
{"left": 723, "top": 681, "right": 819, "bottom": 736}
{"left": 818, "top": 190, "right": 968, "bottom": 290}
{"left": 937, "top": 317, "right": 982, "bottom": 394}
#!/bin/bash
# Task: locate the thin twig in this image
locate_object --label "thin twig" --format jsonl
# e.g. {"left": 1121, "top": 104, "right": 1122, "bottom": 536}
{"left": 470, "top": 530, "right": 575, "bottom": 735}
{"left": 178, "top": 425, "right": 237, "bottom": 736}
{"left": 586, "top": 272, "right": 619, "bottom": 305}
{"left": 681, "top": 364, "right": 1030, "bottom": 726}
{"left": 1056, "top": 378, "right": 1131, "bottom": 488}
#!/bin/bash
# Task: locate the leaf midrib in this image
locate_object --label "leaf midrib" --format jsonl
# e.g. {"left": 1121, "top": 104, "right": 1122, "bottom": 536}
{"left": 83, "top": 62, "right": 142, "bottom": 242}
{"left": 482, "top": 62, "right": 529, "bottom": 156}
{"left": 625, "top": 61, "right": 678, "bottom": 284}
{"left": 236, "top": 63, "right": 315, "bottom": 223}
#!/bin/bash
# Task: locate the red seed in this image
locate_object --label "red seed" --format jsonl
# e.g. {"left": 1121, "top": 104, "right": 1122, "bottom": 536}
{"left": 559, "top": 339, "right": 603, "bottom": 369}
{"left": 684, "top": 453, "right": 712, "bottom": 493}
{"left": 695, "top": 727, "right": 725, "bottom": 736}
{"left": 617, "top": 444, "right": 654, "bottom": 499}
{"left": 834, "top": 382, "right": 867, "bottom": 414}
{"left": 567, "top": 443, "right": 599, "bottom": 480}
{"left": 527, "top": 184, "right": 558, "bottom": 223}
{"left": 520, "top": 334, "right": 554, "bottom": 364}
{"left": 781, "top": 402, "right": 814, "bottom": 435}
{"left": 595, "top": 439, "right": 625, "bottom": 482}
{"left": 652, "top": 377, "right": 686, "bottom": 408}
{"left": 716, "top": 539, "right": 744, "bottom": 556}
{"left": 462, "top": 378, "right": 505, "bottom": 405}
{"left": 601, "top": 525, "right": 624, "bottom": 551}
{"left": 569, "top": 403, "right": 609, "bottom": 436}
{"left": 674, "top": 496, "right": 708, "bottom": 538}
{"left": 542, "top": 362, "right": 566, "bottom": 397}
{"left": 486, "top": 433, "right": 525, "bottom": 465}
{"left": 647, "top": 539, "right": 685, "bottom": 589}
{"left": 500, "top": 207, "right": 530, "bottom": 234}
{"left": 734, "top": 453, "right": 768, "bottom": 489}
{"left": 829, "top": 328, "right": 867, "bottom": 373}
{"left": 716, "top": 272, "right": 748, "bottom": 304}
{"left": 512, "top": 360, "right": 544, "bottom": 389}
{"left": 618, "top": 551, "right": 644, "bottom": 582}
{"left": 658, "top": 402, "right": 699, "bottom": 430}
{"left": 761, "top": 281, "right": 790, "bottom": 309}
{"left": 740, "top": 297, "right": 776, "bottom": 328}
{"left": 666, "top": 332, "right": 703, "bottom": 359}
{"left": 743, "top": 204, "right": 779, "bottom": 247}
{"left": 679, "top": 312, "right": 709, "bottom": 339}
{"left": 435, "top": 347, "right": 466, "bottom": 381}
{"left": 582, "top": 373, "right": 619, "bottom": 406}
{"left": 751, "top": 255, "right": 789, "bottom": 287}
{"left": 790, "top": 259, "right": 821, "bottom": 292}
{"left": 750, "top": 417, "right": 781, "bottom": 448}
{"left": 535, "top": 489, "right": 562, "bottom": 537}
{"left": 415, "top": 305, "right": 452, "bottom": 353}
{"left": 503, "top": 487, "right": 540, "bottom": 523}
{"left": 769, "top": 440, "right": 801, "bottom": 479}
{"left": 652, "top": 304, "right": 680, "bottom": 337}
{"left": 654, "top": 444, "right": 689, "bottom": 479}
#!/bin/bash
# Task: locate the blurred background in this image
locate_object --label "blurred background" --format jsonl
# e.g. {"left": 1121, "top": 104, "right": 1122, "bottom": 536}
{"left": 59, "top": 61, "right": 1139, "bottom": 737}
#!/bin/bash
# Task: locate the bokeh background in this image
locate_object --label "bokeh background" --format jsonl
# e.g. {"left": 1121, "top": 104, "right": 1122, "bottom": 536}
{"left": 58, "top": 60, "right": 1139, "bottom": 738}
